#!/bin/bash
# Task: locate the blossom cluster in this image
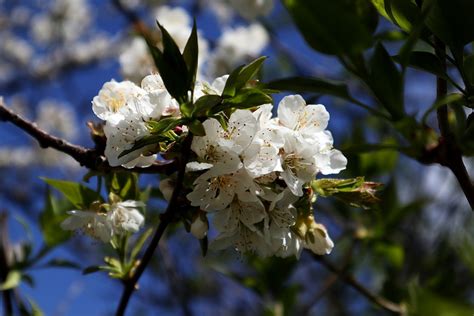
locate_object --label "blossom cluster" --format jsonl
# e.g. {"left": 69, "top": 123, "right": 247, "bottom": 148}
{"left": 84, "top": 71, "right": 346, "bottom": 258}
{"left": 61, "top": 199, "right": 145, "bottom": 243}
{"left": 186, "top": 95, "right": 347, "bottom": 257}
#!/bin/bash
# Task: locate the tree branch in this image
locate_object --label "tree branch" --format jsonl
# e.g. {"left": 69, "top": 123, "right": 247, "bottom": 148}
{"left": 312, "top": 254, "right": 404, "bottom": 315}
{"left": 116, "top": 134, "right": 194, "bottom": 316}
{"left": 0, "top": 100, "right": 176, "bottom": 174}
{"left": 433, "top": 38, "right": 474, "bottom": 210}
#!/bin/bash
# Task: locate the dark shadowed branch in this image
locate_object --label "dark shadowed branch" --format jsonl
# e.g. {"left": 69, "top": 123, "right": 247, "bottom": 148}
{"left": 0, "top": 100, "right": 176, "bottom": 174}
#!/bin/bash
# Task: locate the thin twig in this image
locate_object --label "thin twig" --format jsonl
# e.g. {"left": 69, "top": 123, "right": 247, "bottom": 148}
{"left": 312, "top": 254, "right": 404, "bottom": 314}
{"left": 0, "top": 101, "right": 176, "bottom": 174}
{"left": 116, "top": 134, "right": 194, "bottom": 316}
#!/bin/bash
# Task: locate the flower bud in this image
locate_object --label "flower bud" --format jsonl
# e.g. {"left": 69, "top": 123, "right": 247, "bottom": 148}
{"left": 190, "top": 212, "right": 209, "bottom": 239}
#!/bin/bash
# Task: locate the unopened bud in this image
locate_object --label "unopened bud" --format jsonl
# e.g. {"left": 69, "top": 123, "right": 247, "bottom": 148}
{"left": 190, "top": 212, "right": 209, "bottom": 239}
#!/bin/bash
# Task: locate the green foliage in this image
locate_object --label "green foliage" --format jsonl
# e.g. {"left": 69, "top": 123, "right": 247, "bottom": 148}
{"left": 106, "top": 173, "right": 140, "bottom": 201}
{"left": 371, "top": 0, "right": 419, "bottom": 31}
{"left": 265, "top": 77, "right": 352, "bottom": 100}
{"left": 312, "top": 177, "right": 382, "bottom": 209}
{"left": 424, "top": 0, "right": 474, "bottom": 52}
{"left": 283, "top": 0, "right": 378, "bottom": 55}
{"left": 42, "top": 178, "right": 102, "bottom": 209}
{"left": 368, "top": 43, "right": 405, "bottom": 120}
{"left": 0, "top": 270, "right": 21, "bottom": 290}
{"left": 409, "top": 285, "right": 474, "bottom": 316}
{"left": 39, "top": 191, "right": 74, "bottom": 247}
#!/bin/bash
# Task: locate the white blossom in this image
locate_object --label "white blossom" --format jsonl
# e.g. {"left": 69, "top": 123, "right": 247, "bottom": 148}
{"left": 107, "top": 200, "right": 145, "bottom": 234}
{"left": 119, "top": 37, "right": 154, "bottom": 84}
{"left": 61, "top": 211, "right": 112, "bottom": 243}
{"left": 61, "top": 200, "right": 146, "bottom": 242}
{"left": 208, "top": 24, "right": 269, "bottom": 77}
{"left": 211, "top": 198, "right": 267, "bottom": 253}
{"left": 229, "top": 0, "right": 274, "bottom": 20}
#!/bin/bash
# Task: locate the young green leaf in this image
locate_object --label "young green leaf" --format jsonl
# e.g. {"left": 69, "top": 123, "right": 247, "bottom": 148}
{"left": 183, "top": 20, "right": 199, "bottom": 95}
{"left": 106, "top": 173, "right": 139, "bottom": 201}
{"left": 42, "top": 178, "right": 102, "bottom": 209}
{"left": 39, "top": 191, "right": 74, "bottom": 247}
{"left": 222, "top": 64, "right": 245, "bottom": 97}
{"left": 371, "top": 0, "right": 419, "bottom": 31}
{"left": 118, "top": 134, "right": 166, "bottom": 158}
{"left": 0, "top": 270, "right": 21, "bottom": 290}
{"left": 144, "top": 23, "right": 189, "bottom": 103}
{"left": 146, "top": 117, "right": 182, "bottom": 134}
{"left": 265, "top": 77, "right": 352, "bottom": 100}
{"left": 188, "top": 120, "right": 206, "bottom": 136}
{"left": 130, "top": 228, "right": 153, "bottom": 261}
{"left": 369, "top": 43, "right": 404, "bottom": 120}
{"left": 192, "top": 94, "right": 223, "bottom": 117}
{"left": 220, "top": 88, "right": 273, "bottom": 110}
{"left": 233, "top": 56, "right": 267, "bottom": 92}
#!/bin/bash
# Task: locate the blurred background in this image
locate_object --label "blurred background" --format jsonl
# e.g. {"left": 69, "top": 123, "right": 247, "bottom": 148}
{"left": 1, "top": 0, "right": 473, "bottom": 315}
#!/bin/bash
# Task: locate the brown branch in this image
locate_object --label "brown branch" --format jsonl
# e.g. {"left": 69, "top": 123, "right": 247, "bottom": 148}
{"left": 433, "top": 38, "right": 474, "bottom": 210}
{"left": 116, "top": 134, "right": 194, "bottom": 316}
{"left": 312, "top": 254, "right": 405, "bottom": 315}
{"left": 0, "top": 100, "right": 176, "bottom": 174}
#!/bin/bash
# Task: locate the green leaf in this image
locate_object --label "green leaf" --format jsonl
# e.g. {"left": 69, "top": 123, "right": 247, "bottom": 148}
{"left": 182, "top": 20, "right": 199, "bottom": 96}
{"left": 221, "top": 88, "right": 273, "bottom": 110}
{"left": 82, "top": 265, "right": 103, "bottom": 275}
{"left": 180, "top": 102, "right": 194, "bottom": 118}
{"left": 130, "top": 228, "right": 153, "bottom": 261}
{"left": 283, "top": 0, "right": 378, "bottom": 55}
{"left": 0, "top": 270, "right": 21, "bottom": 290}
{"left": 213, "top": 112, "right": 228, "bottom": 130}
{"left": 39, "top": 191, "right": 73, "bottom": 247}
{"left": 265, "top": 76, "right": 352, "bottom": 100}
{"left": 368, "top": 43, "right": 404, "bottom": 120}
{"left": 26, "top": 297, "right": 44, "bottom": 316}
{"left": 371, "top": 0, "right": 419, "bottom": 31}
{"left": 188, "top": 120, "right": 206, "bottom": 136}
{"left": 146, "top": 117, "right": 182, "bottom": 134}
{"left": 41, "top": 259, "right": 80, "bottom": 269}
{"left": 374, "top": 242, "right": 404, "bottom": 268}
{"left": 145, "top": 23, "right": 189, "bottom": 103}
{"left": 395, "top": 51, "right": 447, "bottom": 79}
{"left": 118, "top": 134, "right": 166, "bottom": 158}
{"left": 222, "top": 64, "right": 245, "bottom": 97}
{"left": 42, "top": 178, "right": 102, "bottom": 209}
{"left": 192, "top": 94, "right": 223, "bottom": 117}
{"left": 408, "top": 285, "right": 474, "bottom": 316}
{"left": 107, "top": 173, "right": 139, "bottom": 201}
{"left": 424, "top": 0, "right": 474, "bottom": 51}
{"left": 233, "top": 56, "right": 267, "bottom": 92}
